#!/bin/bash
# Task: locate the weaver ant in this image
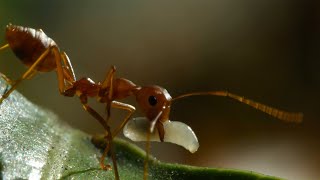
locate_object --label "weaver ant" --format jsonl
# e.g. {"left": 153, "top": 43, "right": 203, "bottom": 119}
{"left": 0, "top": 24, "right": 303, "bottom": 180}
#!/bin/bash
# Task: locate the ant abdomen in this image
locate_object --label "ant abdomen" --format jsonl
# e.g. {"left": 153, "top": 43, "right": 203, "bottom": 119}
{"left": 5, "top": 24, "right": 57, "bottom": 72}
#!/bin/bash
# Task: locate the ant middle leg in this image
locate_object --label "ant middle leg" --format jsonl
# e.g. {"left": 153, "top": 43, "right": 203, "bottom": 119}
{"left": 100, "top": 66, "right": 116, "bottom": 121}
{"left": 79, "top": 95, "right": 119, "bottom": 180}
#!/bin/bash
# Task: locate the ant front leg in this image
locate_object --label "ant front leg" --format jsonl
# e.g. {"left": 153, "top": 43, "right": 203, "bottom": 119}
{"left": 79, "top": 95, "right": 119, "bottom": 180}
{"left": 111, "top": 101, "right": 136, "bottom": 137}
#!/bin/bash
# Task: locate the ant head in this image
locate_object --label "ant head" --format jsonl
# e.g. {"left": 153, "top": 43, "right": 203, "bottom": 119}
{"left": 135, "top": 85, "right": 172, "bottom": 122}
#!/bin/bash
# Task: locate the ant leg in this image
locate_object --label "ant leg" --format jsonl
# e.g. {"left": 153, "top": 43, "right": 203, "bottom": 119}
{"left": 51, "top": 47, "right": 67, "bottom": 94}
{"left": 0, "top": 44, "right": 9, "bottom": 51}
{"left": 0, "top": 47, "right": 52, "bottom": 103}
{"left": 0, "top": 73, "right": 11, "bottom": 96}
{"left": 51, "top": 49, "right": 76, "bottom": 94}
{"left": 25, "top": 70, "right": 37, "bottom": 80}
{"left": 111, "top": 101, "right": 157, "bottom": 179}
{"left": 110, "top": 101, "right": 136, "bottom": 137}
{"left": 100, "top": 66, "right": 116, "bottom": 120}
{"left": 101, "top": 65, "right": 116, "bottom": 91}
{"left": 0, "top": 44, "right": 13, "bottom": 91}
{"left": 79, "top": 95, "right": 119, "bottom": 180}
{"left": 82, "top": 103, "right": 112, "bottom": 169}
{"left": 144, "top": 124, "right": 152, "bottom": 180}
{"left": 0, "top": 72, "right": 14, "bottom": 85}
{"left": 60, "top": 52, "right": 76, "bottom": 84}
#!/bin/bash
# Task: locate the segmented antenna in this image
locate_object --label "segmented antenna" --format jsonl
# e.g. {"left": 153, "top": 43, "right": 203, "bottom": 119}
{"left": 172, "top": 91, "right": 303, "bottom": 123}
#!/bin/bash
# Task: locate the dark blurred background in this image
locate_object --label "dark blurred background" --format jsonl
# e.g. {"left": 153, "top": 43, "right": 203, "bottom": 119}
{"left": 0, "top": 1, "right": 319, "bottom": 179}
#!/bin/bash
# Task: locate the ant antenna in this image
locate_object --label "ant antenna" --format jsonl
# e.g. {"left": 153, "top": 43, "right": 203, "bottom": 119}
{"left": 144, "top": 110, "right": 163, "bottom": 180}
{"left": 150, "top": 109, "right": 164, "bottom": 132}
{"left": 143, "top": 127, "right": 151, "bottom": 180}
{"left": 172, "top": 91, "right": 303, "bottom": 123}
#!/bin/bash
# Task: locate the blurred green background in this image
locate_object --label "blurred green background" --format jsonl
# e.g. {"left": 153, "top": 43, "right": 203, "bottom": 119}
{"left": 0, "top": 1, "right": 319, "bottom": 180}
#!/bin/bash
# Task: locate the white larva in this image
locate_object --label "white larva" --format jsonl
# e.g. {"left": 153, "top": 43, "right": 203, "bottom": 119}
{"left": 123, "top": 117, "right": 199, "bottom": 153}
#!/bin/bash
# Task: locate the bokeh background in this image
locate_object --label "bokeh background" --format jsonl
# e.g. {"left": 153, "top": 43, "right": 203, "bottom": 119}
{"left": 0, "top": 1, "right": 319, "bottom": 179}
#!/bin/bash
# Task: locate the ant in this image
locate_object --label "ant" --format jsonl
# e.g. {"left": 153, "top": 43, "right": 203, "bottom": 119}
{"left": 0, "top": 24, "right": 303, "bottom": 180}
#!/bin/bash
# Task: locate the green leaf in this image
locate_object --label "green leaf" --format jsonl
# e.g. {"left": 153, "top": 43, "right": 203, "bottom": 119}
{"left": 0, "top": 80, "right": 282, "bottom": 180}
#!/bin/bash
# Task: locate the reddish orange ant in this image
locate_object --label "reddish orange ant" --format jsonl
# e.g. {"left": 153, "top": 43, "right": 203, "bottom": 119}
{"left": 0, "top": 24, "right": 303, "bottom": 180}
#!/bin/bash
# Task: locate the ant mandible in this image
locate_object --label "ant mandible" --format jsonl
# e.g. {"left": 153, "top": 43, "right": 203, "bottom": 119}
{"left": 0, "top": 24, "right": 303, "bottom": 180}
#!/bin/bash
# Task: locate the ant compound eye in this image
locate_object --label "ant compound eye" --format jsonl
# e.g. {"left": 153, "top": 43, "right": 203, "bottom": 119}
{"left": 148, "top": 95, "right": 157, "bottom": 106}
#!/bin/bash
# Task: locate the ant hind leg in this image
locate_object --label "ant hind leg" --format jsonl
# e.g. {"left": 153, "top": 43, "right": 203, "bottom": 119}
{"left": 0, "top": 44, "right": 12, "bottom": 95}
{"left": 0, "top": 73, "right": 13, "bottom": 97}
{"left": 60, "top": 52, "right": 76, "bottom": 84}
{"left": 0, "top": 44, "right": 9, "bottom": 51}
{"left": 0, "top": 48, "right": 52, "bottom": 104}
{"left": 0, "top": 72, "right": 14, "bottom": 85}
